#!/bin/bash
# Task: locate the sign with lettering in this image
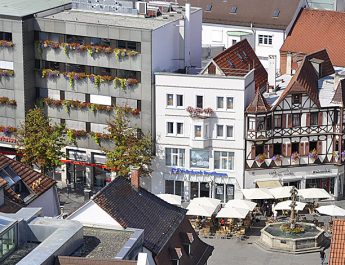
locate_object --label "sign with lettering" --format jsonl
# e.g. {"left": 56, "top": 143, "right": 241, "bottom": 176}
{"left": 0, "top": 136, "right": 16, "bottom": 144}
{"left": 171, "top": 167, "right": 228, "bottom": 177}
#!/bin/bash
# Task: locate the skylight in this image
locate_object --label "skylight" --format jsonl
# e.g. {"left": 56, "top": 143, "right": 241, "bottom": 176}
{"left": 273, "top": 9, "right": 280, "bottom": 18}
{"left": 0, "top": 166, "right": 21, "bottom": 187}
{"left": 206, "top": 4, "right": 212, "bottom": 11}
{"left": 236, "top": 52, "right": 244, "bottom": 61}
{"left": 227, "top": 59, "right": 235, "bottom": 68}
{"left": 230, "top": 6, "right": 237, "bottom": 14}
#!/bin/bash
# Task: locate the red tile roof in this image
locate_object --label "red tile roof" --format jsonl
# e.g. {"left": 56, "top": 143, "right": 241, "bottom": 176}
{"left": 281, "top": 9, "right": 345, "bottom": 67}
{"left": 0, "top": 155, "right": 56, "bottom": 205}
{"left": 211, "top": 39, "right": 267, "bottom": 91}
{"left": 246, "top": 89, "right": 271, "bottom": 113}
{"left": 56, "top": 257, "right": 136, "bottom": 265}
{"left": 329, "top": 219, "right": 345, "bottom": 265}
{"left": 331, "top": 79, "right": 345, "bottom": 107}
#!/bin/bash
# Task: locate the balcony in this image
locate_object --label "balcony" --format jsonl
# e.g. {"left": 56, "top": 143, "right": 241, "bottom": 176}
{"left": 0, "top": 105, "right": 16, "bottom": 119}
{"left": 0, "top": 76, "right": 14, "bottom": 90}
{"left": 70, "top": 135, "right": 113, "bottom": 150}
{"left": 0, "top": 41, "right": 14, "bottom": 61}
{"left": 35, "top": 42, "right": 142, "bottom": 71}
{"left": 35, "top": 71, "right": 142, "bottom": 99}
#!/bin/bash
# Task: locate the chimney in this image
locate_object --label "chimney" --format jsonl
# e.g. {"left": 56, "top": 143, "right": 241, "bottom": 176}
{"left": 184, "top": 3, "right": 191, "bottom": 69}
{"left": 130, "top": 167, "right": 140, "bottom": 190}
{"left": 268, "top": 55, "right": 276, "bottom": 89}
{"left": 286, "top": 52, "right": 292, "bottom": 75}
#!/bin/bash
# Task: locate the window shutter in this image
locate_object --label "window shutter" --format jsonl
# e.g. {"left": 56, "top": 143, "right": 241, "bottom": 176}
{"left": 287, "top": 143, "right": 292, "bottom": 156}
{"left": 318, "top": 112, "right": 323, "bottom": 126}
{"left": 264, "top": 145, "right": 269, "bottom": 158}
{"left": 299, "top": 142, "right": 305, "bottom": 156}
{"left": 282, "top": 114, "right": 286, "bottom": 128}
{"left": 306, "top": 113, "right": 310, "bottom": 127}
{"left": 305, "top": 142, "right": 310, "bottom": 155}
{"left": 282, "top": 144, "right": 286, "bottom": 157}
{"left": 317, "top": 141, "right": 322, "bottom": 154}
{"left": 288, "top": 114, "right": 292, "bottom": 128}
{"left": 251, "top": 145, "right": 256, "bottom": 159}
{"left": 269, "top": 145, "right": 273, "bottom": 158}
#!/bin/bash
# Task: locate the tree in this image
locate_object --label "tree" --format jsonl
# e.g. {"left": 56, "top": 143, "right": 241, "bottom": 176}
{"left": 16, "top": 107, "right": 65, "bottom": 174}
{"left": 104, "top": 108, "right": 153, "bottom": 177}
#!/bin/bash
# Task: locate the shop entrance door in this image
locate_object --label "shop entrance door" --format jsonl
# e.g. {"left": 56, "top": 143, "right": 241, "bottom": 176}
{"left": 67, "top": 164, "right": 87, "bottom": 193}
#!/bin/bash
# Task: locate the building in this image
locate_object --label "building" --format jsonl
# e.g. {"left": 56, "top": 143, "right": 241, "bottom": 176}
{"left": 0, "top": 0, "right": 202, "bottom": 192}
{"left": 244, "top": 49, "right": 345, "bottom": 198}
{"left": 150, "top": 39, "right": 266, "bottom": 202}
{"left": 329, "top": 219, "right": 345, "bottom": 265}
{"left": 0, "top": 155, "right": 60, "bottom": 216}
{"left": 280, "top": 8, "right": 345, "bottom": 74}
{"left": 307, "top": 0, "right": 345, "bottom": 11}
{"left": 176, "top": 0, "right": 306, "bottom": 71}
{"left": 0, "top": 208, "right": 148, "bottom": 265}
{"left": 68, "top": 172, "right": 214, "bottom": 265}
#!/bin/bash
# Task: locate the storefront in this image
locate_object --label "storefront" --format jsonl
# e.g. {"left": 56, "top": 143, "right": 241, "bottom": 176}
{"left": 164, "top": 168, "right": 236, "bottom": 202}
{"left": 92, "top": 153, "right": 110, "bottom": 190}
{"left": 66, "top": 149, "right": 88, "bottom": 191}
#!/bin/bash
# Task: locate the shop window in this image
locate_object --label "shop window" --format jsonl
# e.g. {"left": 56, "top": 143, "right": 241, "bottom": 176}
{"left": 274, "top": 115, "right": 282, "bottom": 128}
{"left": 165, "top": 180, "right": 174, "bottom": 194}
{"left": 310, "top": 112, "right": 318, "bottom": 126}
{"left": 273, "top": 143, "right": 282, "bottom": 155}
{"left": 255, "top": 145, "right": 264, "bottom": 156}
{"left": 200, "top": 182, "right": 210, "bottom": 197}
{"left": 292, "top": 142, "right": 299, "bottom": 153}
{"left": 292, "top": 114, "right": 301, "bottom": 127}
{"left": 190, "top": 182, "right": 199, "bottom": 199}
{"left": 306, "top": 178, "right": 334, "bottom": 194}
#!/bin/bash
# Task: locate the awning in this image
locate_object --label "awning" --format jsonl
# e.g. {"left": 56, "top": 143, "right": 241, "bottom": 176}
{"left": 256, "top": 180, "right": 282, "bottom": 188}
{"left": 226, "top": 31, "right": 252, "bottom": 37}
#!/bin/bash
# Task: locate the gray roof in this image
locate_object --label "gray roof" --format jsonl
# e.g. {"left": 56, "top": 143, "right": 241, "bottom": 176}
{"left": 0, "top": 0, "right": 71, "bottom": 18}
{"left": 43, "top": 8, "right": 197, "bottom": 30}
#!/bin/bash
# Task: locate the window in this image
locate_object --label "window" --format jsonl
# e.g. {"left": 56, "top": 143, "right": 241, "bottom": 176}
{"left": 167, "top": 122, "right": 174, "bottom": 134}
{"left": 292, "top": 142, "right": 299, "bottom": 153}
{"left": 226, "top": 125, "right": 233, "bottom": 137}
{"left": 230, "top": 6, "right": 237, "bottom": 13}
{"left": 274, "top": 115, "right": 282, "bottom": 128}
{"left": 165, "top": 148, "right": 185, "bottom": 167}
{"left": 292, "top": 94, "right": 302, "bottom": 104}
{"left": 248, "top": 118, "right": 255, "bottom": 131}
{"left": 165, "top": 180, "right": 184, "bottom": 198}
{"left": 206, "top": 4, "right": 212, "bottom": 11}
{"left": 214, "top": 151, "right": 234, "bottom": 170}
{"left": 292, "top": 114, "right": 301, "bottom": 127}
{"left": 217, "top": 125, "right": 224, "bottom": 137}
{"left": 217, "top": 97, "right": 224, "bottom": 109}
{"left": 257, "top": 117, "right": 266, "bottom": 131}
{"left": 274, "top": 143, "right": 282, "bottom": 155}
{"left": 194, "top": 125, "right": 202, "bottom": 137}
{"left": 232, "top": 39, "right": 237, "bottom": 45}
{"left": 177, "top": 95, "right": 183, "bottom": 107}
{"left": 196, "top": 96, "right": 203, "bottom": 108}
{"left": 226, "top": 97, "right": 234, "bottom": 109}
{"left": 258, "top": 35, "right": 272, "bottom": 45}
{"left": 310, "top": 112, "right": 318, "bottom": 126}
{"left": 266, "top": 116, "right": 272, "bottom": 130}
{"left": 273, "top": 9, "right": 280, "bottom": 17}
{"left": 177, "top": 123, "right": 183, "bottom": 135}
{"left": 310, "top": 141, "right": 317, "bottom": 152}
{"left": 255, "top": 145, "right": 264, "bottom": 156}
{"left": 190, "top": 150, "right": 209, "bottom": 168}
{"left": 167, "top": 94, "right": 173, "bottom": 106}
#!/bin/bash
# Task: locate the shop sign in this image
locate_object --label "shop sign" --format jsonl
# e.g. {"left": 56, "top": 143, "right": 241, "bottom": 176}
{"left": 171, "top": 167, "right": 228, "bottom": 177}
{"left": 0, "top": 136, "right": 16, "bottom": 144}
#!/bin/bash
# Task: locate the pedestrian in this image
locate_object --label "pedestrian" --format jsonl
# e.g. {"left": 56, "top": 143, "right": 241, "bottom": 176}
{"left": 320, "top": 248, "right": 326, "bottom": 265}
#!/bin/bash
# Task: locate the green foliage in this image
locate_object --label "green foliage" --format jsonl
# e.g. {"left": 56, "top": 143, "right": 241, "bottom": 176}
{"left": 16, "top": 108, "right": 66, "bottom": 174}
{"left": 66, "top": 129, "right": 76, "bottom": 145}
{"left": 104, "top": 108, "right": 153, "bottom": 177}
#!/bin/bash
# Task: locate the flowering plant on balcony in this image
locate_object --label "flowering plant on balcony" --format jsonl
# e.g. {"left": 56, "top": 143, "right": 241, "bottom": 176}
{"left": 186, "top": 106, "right": 214, "bottom": 118}
{"left": 63, "top": 72, "right": 88, "bottom": 88}
{"left": 291, "top": 152, "right": 300, "bottom": 162}
{"left": 0, "top": 40, "right": 14, "bottom": 48}
{"left": 255, "top": 153, "right": 266, "bottom": 163}
{"left": 272, "top": 154, "right": 282, "bottom": 162}
{"left": 0, "top": 126, "right": 17, "bottom": 135}
{"left": 39, "top": 40, "right": 60, "bottom": 49}
{"left": 0, "top": 97, "right": 16, "bottom": 106}
{"left": 43, "top": 98, "right": 63, "bottom": 107}
{"left": 62, "top": 42, "right": 87, "bottom": 55}
{"left": 308, "top": 149, "right": 318, "bottom": 160}
{"left": 41, "top": 69, "right": 60, "bottom": 79}
{"left": 91, "top": 132, "right": 111, "bottom": 146}
{"left": 0, "top": 69, "right": 14, "bottom": 78}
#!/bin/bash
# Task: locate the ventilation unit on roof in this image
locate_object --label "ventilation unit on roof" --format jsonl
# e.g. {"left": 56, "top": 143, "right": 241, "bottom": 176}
{"left": 136, "top": 1, "right": 148, "bottom": 15}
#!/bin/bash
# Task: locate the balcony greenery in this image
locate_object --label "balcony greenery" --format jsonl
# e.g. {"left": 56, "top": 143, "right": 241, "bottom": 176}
{"left": 0, "top": 97, "right": 16, "bottom": 106}
{"left": 0, "top": 40, "right": 14, "bottom": 48}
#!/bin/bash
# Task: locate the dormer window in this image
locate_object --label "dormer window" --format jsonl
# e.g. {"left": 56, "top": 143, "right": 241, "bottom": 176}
{"left": 170, "top": 248, "right": 182, "bottom": 265}
{"left": 206, "top": 4, "right": 212, "bottom": 11}
{"left": 230, "top": 6, "right": 237, "bottom": 14}
{"left": 227, "top": 59, "right": 235, "bottom": 68}
{"left": 273, "top": 9, "right": 280, "bottom": 18}
{"left": 292, "top": 94, "right": 302, "bottom": 104}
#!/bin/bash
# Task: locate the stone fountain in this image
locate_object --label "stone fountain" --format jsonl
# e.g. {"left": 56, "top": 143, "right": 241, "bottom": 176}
{"left": 259, "top": 187, "right": 325, "bottom": 253}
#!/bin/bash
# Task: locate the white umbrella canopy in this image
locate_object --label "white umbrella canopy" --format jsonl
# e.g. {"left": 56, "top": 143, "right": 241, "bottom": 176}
{"left": 269, "top": 186, "right": 295, "bottom": 199}
{"left": 241, "top": 188, "right": 274, "bottom": 200}
{"left": 186, "top": 202, "right": 215, "bottom": 217}
{"left": 216, "top": 207, "right": 249, "bottom": 219}
{"left": 274, "top": 200, "right": 306, "bottom": 211}
{"left": 298, "top": 188, "right": 332, "bottom": 199}
{"left": 190, "top": 197, "right": 221, "bottom": 209}
{"left": 316, "top": 205, "right": 345, "bottom": 217}
{"left": 224, "top": 199, "right": 257, "bottom": 211}
{"left": 156, "top": 194, "right": 182, "bottom": 206}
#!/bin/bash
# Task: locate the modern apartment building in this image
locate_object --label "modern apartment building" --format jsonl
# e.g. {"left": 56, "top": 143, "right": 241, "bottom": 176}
{"left": 0, "top": 0, "right": 202, "bottom": 192}
{"left": 245, "top": 49, "right": 345, "bottom": 199}
{"left": 150, "top": 40, "right": 267, "bottom": 202}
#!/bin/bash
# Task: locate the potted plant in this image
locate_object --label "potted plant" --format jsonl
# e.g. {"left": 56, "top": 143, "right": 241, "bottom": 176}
{"left": 272, "top": 154, "right": 282, "bottom": 165}
{"left": 255, "top": 153, "right": 266, "bottom": 164}
{"left": 291, "top": 152, "right": 300, "bottom": 163}
{"left": 308, "top": 149, "right": 318, "bottom": 161}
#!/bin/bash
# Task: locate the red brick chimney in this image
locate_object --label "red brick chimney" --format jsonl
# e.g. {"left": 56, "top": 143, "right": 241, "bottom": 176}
{"left": 131, "top": 167, "right": 140, "bottom": 190}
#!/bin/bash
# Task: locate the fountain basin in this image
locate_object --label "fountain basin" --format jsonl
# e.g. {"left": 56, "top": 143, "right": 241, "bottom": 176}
{"left": 260, "top": 222, "right": 325, "bottom": 253}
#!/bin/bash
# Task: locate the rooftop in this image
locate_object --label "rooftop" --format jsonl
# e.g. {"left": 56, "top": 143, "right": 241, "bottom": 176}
{"left": 177, "top": 0, "right": 303, "bottom": 29}
{"left": 329, "top": 219, "right": 345, "bottom": 265}
{"left": 281, "top": 8, "right": 345, "bottom": 67}
{"left": 43, "top": 7, "right": 199, "bottom": 30}
{"left": 0, "top": 0, "right": 70, "bottom": 18}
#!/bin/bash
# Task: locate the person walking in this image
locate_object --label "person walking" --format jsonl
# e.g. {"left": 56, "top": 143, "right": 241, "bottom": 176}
{"left": 320, "top": 248, "right": 326, "bottom": 265}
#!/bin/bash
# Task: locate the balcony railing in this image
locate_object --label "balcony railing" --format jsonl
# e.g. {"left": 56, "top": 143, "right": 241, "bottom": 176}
{"left": 0, "top": 40, "right": 14, "bottom": 61}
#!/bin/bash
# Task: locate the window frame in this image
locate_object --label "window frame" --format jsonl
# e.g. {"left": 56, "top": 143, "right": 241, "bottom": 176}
{"left": 216, "top": 125, "right": 224, "bottom": 137}
{"left": 176, "top": 94, "right": 183, "bottom": 107}
{"left": 226, "top": 125, "right": 234, "bottom": 138}
{"left": 167, "top": 94, "right": 174, "bottom": 107}
{"left": 214, "top": 151, "right": 234, "bottom": 170}
{"left": 292, "top": 113, "right": 301, "bottom": 127}
{"left": 167, "top": 122, "right": 174, "bottom": 135}
{"left": 194, "top": 125, "right": 202, "bottom": 138}
{"left": 165, "top": 148, "right": 185, "bottom": 167}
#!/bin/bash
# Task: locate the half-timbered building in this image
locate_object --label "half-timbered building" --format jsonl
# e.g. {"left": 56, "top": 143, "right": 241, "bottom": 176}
{"left": 245, "top": 49, "right": 345, "bottom": 198}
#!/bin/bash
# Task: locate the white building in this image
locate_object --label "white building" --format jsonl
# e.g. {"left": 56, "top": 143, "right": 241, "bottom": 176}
{"left": 148, "top": 40, "right": 267, "bottom": 202}
{"left": 307, "top": 0, "right": 345, "bottom": 10}
{"left": 178, "top": 0, "right": 306, "bottom": 72}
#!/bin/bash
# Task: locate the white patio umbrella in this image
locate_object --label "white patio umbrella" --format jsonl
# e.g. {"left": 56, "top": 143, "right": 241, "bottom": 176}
{"left": 190, "top": 197, "right": 221, "bottom": 209}
{"left": 241, "top": 188, "right": 274, "bottom": 200}
{"left": 224, "top": 199, "right": 257, "bottom": 211}
{"left": 186, "top": 202, "right": 215, "bottom": 217}
{"left": 316, "top": 205, "right": 345, "bottom": 217}
{"left": 274, "top": 200, "right": 306, "bottom": 211}
{"left": 298, "top": 188, "right": 332, "bottom": 199}
{"left": 216, "top": 207, "right": 249, "bottom": 219}
{"left": 269, "top": 186, "right": 296, "bottom": 199}
{"left": 156, "top": 194, "right": 182, "bottom": 206}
